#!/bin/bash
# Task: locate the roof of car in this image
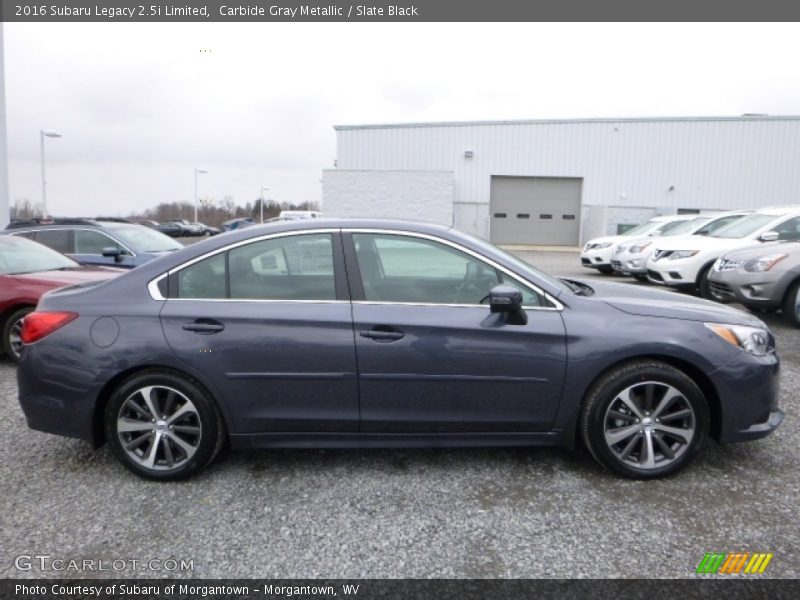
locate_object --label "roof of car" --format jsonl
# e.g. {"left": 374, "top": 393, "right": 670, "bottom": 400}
{"left": 753, "top": 205, "right": 800, "bottom": 216}
{"left": 5, "top": 217, "right": 133, "bottom": 230}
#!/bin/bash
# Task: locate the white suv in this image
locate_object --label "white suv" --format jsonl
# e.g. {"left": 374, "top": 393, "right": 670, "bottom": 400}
{"left": 580, "top": 215, "right": 696, "bottom": 274}
{"left": 610, "top": 211, "right": 751, "bottom": 280}
{"left": 646, "top": 205, "right": 800, "bottom": 297}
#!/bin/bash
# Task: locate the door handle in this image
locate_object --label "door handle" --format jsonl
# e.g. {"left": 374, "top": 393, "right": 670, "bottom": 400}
{"left": 360, "top": 327, "right": 404, "bottom": 342}
{"left": 182, "top": 320, "right": 225, "bottom": 334}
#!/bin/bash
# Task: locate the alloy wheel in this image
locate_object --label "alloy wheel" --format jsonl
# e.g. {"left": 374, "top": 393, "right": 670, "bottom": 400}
{"left": 603, "top": 381, "right": 696, "bottom": 470}
{"left": 8, "top": 316, "right": 24, "bottom": 360}
{"left": 116, "top": 385, "right": 202, "bottom": 470}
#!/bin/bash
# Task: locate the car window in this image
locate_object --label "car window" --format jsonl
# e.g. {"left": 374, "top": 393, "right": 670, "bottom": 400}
{"left": 33, "top": 229, "right": 72, "bottom": 253}
{"left": 75, "top": 230, "right": 122, "bottom": 255}
{"left": 772, "top": 217, "right": 800, "bottom": 241}
{"left": 652, "top": 220, "right": 687, "bottom": 235}
{"left": 713, "top": 213, "right": 778, "bottom": 238}
{"left": 352, "top": 233, "right": 545, "bottom": 306}
{"left": 701, "top": 215, "right": 745, "bottom": 235}
{"left": 175, "top": 233, "right": 336, "bottom": 301}
{"left": 104, "top": 223, "right": 182, "bottom": 252}
{"left": 0, "top": 235, "right": 79, "bottom": 274}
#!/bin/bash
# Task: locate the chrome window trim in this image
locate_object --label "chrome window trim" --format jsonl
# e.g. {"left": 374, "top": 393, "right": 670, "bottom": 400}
{"left": 146, "top": 227, "right": 564, "bottom": 311}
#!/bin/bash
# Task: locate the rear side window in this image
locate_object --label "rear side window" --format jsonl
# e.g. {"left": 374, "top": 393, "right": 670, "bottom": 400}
{"left": 174, "top": 234, "right": 335, "bottom": 301}
{"left": 33, "top": 229, "right": 72, "bottom": 254}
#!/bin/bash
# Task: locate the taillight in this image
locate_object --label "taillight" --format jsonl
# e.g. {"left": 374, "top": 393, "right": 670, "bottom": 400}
{"left": 20, "top": 311, "right": 78, "bottom": 344}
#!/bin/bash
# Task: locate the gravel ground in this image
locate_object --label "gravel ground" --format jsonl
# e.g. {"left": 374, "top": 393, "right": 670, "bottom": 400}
{"left": 1, "top": 250, "right": 797, "bottom": 579}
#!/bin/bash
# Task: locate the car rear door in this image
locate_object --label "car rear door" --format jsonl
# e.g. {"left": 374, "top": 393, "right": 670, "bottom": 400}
{"left": 343, "top": 231, "right": 567, "bottom": 433}
{"left": 159, "top": 230, "right": 359, "bottom": 434}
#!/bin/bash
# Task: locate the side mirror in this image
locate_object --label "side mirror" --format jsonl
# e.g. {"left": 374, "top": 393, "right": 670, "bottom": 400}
{"left": 488, "top": 285, "right": 527, "bottom": 325}
{"left": 101, "top": 247, "right": 123, "bottom": 262}
{"left": 759, "top": 231, "right": 779, "bottom": 242}
{"left": 695, "top": 229, "right": 710, "bottom": 236}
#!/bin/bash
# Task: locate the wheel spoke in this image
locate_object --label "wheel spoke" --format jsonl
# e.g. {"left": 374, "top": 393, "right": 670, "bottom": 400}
{"left": 142, "top": 432, "right": 161, "bottom": 468}
{"left": 619, "top": 432, "right": 641, "bottom": 460}
{"left": 167, "top": 432, "right": 197, "bottom": 456}
{"left": 124, "top": 432, "right": 151, "bottom": 451}
{"left": 167, "top": 403, "right": 195, "bottom": 425}
{"left": 124, "top": 398, "right": 151, "bottom": 421}
{"left": 654, "top": 423, "right": 693, "bottom": 444}
{"left": 162, "top": 436, "right": 175, "bottom": 468}
{"left": 644, "top": 384, "right": 655, "bottom": 413}
{"left": 608, "top": 410, "right": 637, "bottom": 422}
{"left": 640, "top": 431, "right": 656, "bottom": 469}
{"left": 659, "top": 408, "right": 693, "bottom": 422}
{"left": 605, "top": 424, "right": 640, "bottom": 446}
{"left": 118, "top": 418, "right": 154, "bottom": 433}
{"left": 162, "top": 390, "right": 176, "bottom": 418}
{"left": 652, "top": 432, "right": 675, "bottom": 460}
{"left": 138, "top": 386, "right": 159, "bottom": 419}
{"left": 172, "top": 424, "right": 200, "bottom": 435}
{"left": 652, "top": 385, "right": 681, "bottom": 418}
{"left": 619, "top": 389, "right": 644, "bottom": 419}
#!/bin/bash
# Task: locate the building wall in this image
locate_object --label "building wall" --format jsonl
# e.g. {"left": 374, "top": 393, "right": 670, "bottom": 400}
{"left": 322, "top": 169, "right": 454, "bottom": 226}
{"left": 329, "top": 117, "right": 800, "bottom": 243}
{"left": 0, "top": 24, "right": 9, "bottom": 229}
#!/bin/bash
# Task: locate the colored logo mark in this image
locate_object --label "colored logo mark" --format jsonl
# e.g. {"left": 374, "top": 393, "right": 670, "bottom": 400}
{"left": 696, "top": 552, "right": 773, "bottom": 574}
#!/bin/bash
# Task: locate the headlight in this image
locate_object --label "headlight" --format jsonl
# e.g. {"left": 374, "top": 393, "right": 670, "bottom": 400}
{"left": 593, "top": 242, "right": 612, "bottom": 250}
{"left": 743, "top": 253, "right": 788, "bottom": 272}
{"left": 629, "top": 241, "right": 652, "bottom": 254}
{"left": 668, "top": 250, "right": 700, "bottom": 260}
{"left": 705, "top": 323, "right": 773, "bottom": 356}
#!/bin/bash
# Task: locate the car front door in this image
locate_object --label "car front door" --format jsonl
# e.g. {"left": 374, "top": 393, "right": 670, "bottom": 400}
{"left": 159, "top": 230, "right": 359, "bottom": 434}
{"left": 71, "top": 229, "right": 136, "bottom": 267}
{"left": 344, "top": 231, "right": 567, "bottom": 433}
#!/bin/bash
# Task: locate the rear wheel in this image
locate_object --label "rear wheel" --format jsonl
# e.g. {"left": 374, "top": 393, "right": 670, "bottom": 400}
{"left": 105, "top": 370, "right": 225, "bottom": 480}
{"left": 782, "top": 279, "right": 800, "bottom": 327}
{"left": 2, "top": 307, "right": 34, "bottom": 363}
{"left": 581, "top": 360, "right": 708, "bottom": 478}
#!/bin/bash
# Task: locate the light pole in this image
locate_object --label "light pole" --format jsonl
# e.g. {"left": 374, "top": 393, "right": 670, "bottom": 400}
{"left": 260, "top": 186, "right": 270, "bottom": 223}
{"left": 40, "top": 129, "right": 62, "bottom": 217}
{"left": 194, "top": 168, "right": 207, "bottom": 223}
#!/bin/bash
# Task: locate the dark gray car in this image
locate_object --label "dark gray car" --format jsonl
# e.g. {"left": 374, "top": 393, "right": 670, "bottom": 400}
{"left": 708, "top": 240, "right": 800, "bottom": 326}
{"left": 16, "top": 220, "right": 782, "bottom": 480}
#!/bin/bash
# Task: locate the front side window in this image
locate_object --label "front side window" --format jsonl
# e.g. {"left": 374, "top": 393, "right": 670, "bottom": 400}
{"left": 175, "top": 233, "right": 335, "bottom": 301}
{"left": 75, "top": 230, "right": 122, "bottom": 255}
{"left": 772, "top": 217, "right": 800, "bottom": 241}
{"left": 352, "top": 233, "right": 545, "bottom": 306}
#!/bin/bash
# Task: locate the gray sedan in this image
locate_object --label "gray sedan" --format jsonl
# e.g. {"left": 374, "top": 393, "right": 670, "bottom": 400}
{"left": 708, "top": 241, "right": 800, "bottom": 327}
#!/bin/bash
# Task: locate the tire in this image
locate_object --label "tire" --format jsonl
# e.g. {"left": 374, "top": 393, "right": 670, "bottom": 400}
{"left": 633, "top": 274, "right": 648, "bottom": 282}
{"left": 597, "top": 265, "right": 614, "bottom": 275}
{"left": 580, "top": 360, "right": 709, "bottom": 479}
{"left": 697, "top": 264, "right": 715, "bottom": 300}
{"left": 203, "top": 230, "right": 212, "bottom": 237}
{"left": 2, "top": 307, "right": 34, "bottom": 363}
{"left": 782, "top": 278, "right": 800, "bottom": 328}
{"left": 105, "top": 370, "right": 226, "bottom": 480}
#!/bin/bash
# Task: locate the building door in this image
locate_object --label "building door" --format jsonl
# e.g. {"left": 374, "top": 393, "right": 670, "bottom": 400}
{"left": 490, "top": 176, "right": 582, "bottom": 245}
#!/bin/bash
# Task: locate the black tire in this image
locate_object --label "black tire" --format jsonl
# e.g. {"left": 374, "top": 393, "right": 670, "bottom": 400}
{"left": 597, "top": 265, "right": 614, "bottom": 275}
{"left": 782, "top": 278, "right": 800, "bottom": 328}
{"left": 633, "top": 274, "right": 649, "bottom": 282}
{"left": 2, "top": 307, "right": 34, "bottom": 363}
{"left": 203, "top": 230, "right": 212, "bottom": 237}
{"left": 580, "top": 360, "right": 709, "bottom": 479}
{"left": 105, "top": 370, "right": 226, "bottom": 480}
{"left": 697, "top": 264, "right": 715, "bottom": 300}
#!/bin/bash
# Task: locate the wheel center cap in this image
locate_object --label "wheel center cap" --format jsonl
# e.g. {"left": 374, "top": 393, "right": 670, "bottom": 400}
{"left": 641, "top": 417, "right": 654, "bottom": 431}
{"left": 156, "top": 420, "right": 167, "bottom": 431}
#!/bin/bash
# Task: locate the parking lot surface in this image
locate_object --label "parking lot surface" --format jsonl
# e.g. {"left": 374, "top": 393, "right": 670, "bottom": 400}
{"left": 1, "top": 250, "right": 797, "bottom": 578}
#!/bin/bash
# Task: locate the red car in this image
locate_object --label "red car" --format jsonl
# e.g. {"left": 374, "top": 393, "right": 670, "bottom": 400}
{"left": 1, "top": 235, "right": 121, "bottom": 362}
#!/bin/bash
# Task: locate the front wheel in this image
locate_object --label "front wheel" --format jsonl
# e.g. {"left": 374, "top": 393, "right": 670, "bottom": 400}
{"left": 782, "top": 279, "right": 800, "bottom": 327}
{"left": 2, "top": 307, "right": 33, "bottom": 363}
{"left": 580, "top": 360, "right": 708, "bottom": 478}
{"left": 597, "top": 265, "right": 614, "bottom": 275}
{"left": 105, "top": 370, "right": 225, "bottom": 480}
{"left": 697, "top": 264, "right": 715, "bottom": 300}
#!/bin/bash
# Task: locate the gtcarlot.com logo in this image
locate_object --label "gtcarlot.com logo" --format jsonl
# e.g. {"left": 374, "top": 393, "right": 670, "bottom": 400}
{"left": 696, "top": 552, "right": 773, "bottom": 574}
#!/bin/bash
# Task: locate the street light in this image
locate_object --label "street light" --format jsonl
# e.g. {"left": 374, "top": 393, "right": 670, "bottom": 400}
{"left": 40, "top": 129, "right": 62, "bottom": 217}
{"left": 194, "top": 168, "right": 208, "bottom": 223}
{"left": 260, "top": 186, "right": 270, "bottom": 223}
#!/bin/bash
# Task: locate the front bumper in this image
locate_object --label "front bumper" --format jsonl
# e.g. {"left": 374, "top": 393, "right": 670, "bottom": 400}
{"left": 581, "top": 248, "right": 613, "bottom": 268}
{"left": 707, "top": 271, "right": 784, "bottom": 309}
{"left": 611, "top": 254, "right": 648, "bottom": 275}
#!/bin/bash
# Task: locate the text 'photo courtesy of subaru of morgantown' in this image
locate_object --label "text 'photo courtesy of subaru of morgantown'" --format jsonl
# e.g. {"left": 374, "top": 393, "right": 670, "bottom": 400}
{"left": 15, "top": 220, "right": 783, "bottom": 481}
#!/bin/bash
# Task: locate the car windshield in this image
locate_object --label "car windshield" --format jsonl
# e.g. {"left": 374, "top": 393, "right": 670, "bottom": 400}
{"left": 104, "top": 223, "right": 183, "bottom": 252}
{"left": 0, "top": 235, "right": 80, "bottom": 275}
{"left": 663, "top": 217, "right": 711, "bottom": 236}
{"left": 462, "top": 232, "right": 573, "bottom": 295}
{"left": 621, "top": 220, "right": 662, "bottom": 237}
{"left": 712, "top": 214, "right": 779, "bottom": 239}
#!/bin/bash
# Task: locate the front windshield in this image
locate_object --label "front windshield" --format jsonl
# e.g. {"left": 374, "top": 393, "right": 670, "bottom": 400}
{"left": 105, "top": 223, "right": 183, "bottom": 252}
{"left": 712, "top": 214, "right": 776, "bottom": 239}
{"left": 0, "top": 236, "right": 79, "bottom": 275}
{"left": 462, "top": 232, "right": 573, "bottom": 295}
{"left": 663, "top": 217, "right": 711, "bottom": 236}
{"left": 621, "top": 220, "right": 661, "bottom": 237}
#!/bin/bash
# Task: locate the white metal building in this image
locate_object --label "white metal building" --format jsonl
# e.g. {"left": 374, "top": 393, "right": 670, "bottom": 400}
{"left": 0, "top": 24, "right": 9, "bottom": 229}
{"left": 322, "top": 116, "right": 800, "bottom": 246}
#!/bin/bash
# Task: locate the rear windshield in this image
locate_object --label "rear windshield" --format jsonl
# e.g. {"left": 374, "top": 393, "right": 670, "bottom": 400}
{"left": 0, "top": 235, "right": 79, "bottom": 275}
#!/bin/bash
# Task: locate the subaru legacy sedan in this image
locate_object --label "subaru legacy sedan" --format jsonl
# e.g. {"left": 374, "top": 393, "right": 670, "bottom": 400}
{"left": 17, "top": 220, "right": 782, "bottom": 480}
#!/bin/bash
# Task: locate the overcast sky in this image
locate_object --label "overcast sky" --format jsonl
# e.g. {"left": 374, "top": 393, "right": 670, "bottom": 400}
{"left": 5, "top": 22, "right": 800, "bottom": 217}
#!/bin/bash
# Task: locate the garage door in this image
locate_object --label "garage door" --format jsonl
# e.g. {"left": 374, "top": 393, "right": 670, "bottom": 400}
{"left": 490, "top": 176, "right": 582, "bottom": 245}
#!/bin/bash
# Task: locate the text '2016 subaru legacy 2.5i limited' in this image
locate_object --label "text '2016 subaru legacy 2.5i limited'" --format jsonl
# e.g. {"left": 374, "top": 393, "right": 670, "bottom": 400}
{"left": 17, "top": 220, "right": 783, "bottom": 480}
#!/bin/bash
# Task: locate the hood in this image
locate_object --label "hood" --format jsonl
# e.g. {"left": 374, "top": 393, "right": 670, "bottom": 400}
{"left": 13, "top": 267, "right": 121, "bottom": 288}
{"left": 651, "top": 234, "right": 753, "bottom": 252}
{"left": 569, "top": 279, "right": 765, "bottom": 327}
{"left": 718, "top": 240, "right": 800, "bottom": 261}
{"left": 584, "top": 235, "right": 625, "bottom": 248}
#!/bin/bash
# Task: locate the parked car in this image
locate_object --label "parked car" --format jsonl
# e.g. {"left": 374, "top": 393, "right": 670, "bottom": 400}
{"left": 3, "top": 218, "right": 183, "bottom": 269}
{"left": 611, "top": 211, "right": 751, "bottom": 280}
{"left": 277, "top": 210, "right": 323, "bottom": 220}
{"left": 0, "top": 235, "right": 120, "bottom": 362}
{"left": 156, "top": 222, "right": 184, "bottom": 237}
{"left": 221, "top": 217, "right": 254, "bottom": 232}
{"left": 708, "top": 241, "right": 800, "bottom": 326}
{"left": 646, "top": 206, "right": 800, "bottom": 298}
{"left": 17, "top": 220, "right": 782, "bottom": 481}
{"left": 192, "top": 222, "right": 220, "bottom": 236}
{"left": 165, "top": 219, "right": 204, "bottom": 237}
{"left": 137, "top": 220, "right": 160, "bottom": 229}
{"left": 581, "top": 215, "right": 696, "bottom": 274}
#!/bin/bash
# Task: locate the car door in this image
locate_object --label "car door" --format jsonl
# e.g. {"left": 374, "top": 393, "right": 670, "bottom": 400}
{"left": 71, "top": 229, "right": 136, "bottom": 267}
{"left": 343, "top": 231, "right": 567, "bottom": 433}
{"left": 159, "top": 230, "right": 359, "bottom": 433}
